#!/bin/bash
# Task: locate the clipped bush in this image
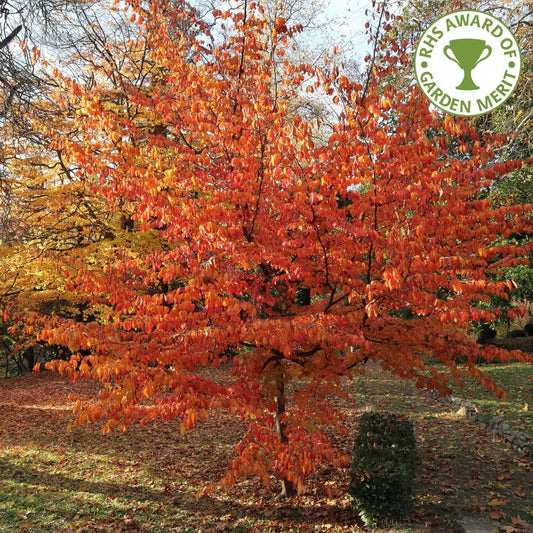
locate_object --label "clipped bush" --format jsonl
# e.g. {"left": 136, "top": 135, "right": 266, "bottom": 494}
{"left": 349, "top": 412, "right": 416, "bottom": 528}
{"left": 509, "top": 329, "right": 526, "bottom": 338}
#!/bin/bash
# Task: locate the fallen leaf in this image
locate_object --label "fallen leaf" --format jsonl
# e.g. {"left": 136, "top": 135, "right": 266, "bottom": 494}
{"left": 490, "top": 509, "right": 505, "bottom": 520}
{"left": 511, "top": 517, "right": 529, "bottom": 530}
{"left": 497, "top": 472, "right": 511, "bottom": 481}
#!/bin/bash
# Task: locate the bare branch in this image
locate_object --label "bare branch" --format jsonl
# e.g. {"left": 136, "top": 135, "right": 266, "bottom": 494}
{"left": 0, "top": 24, "right": 21, "bottom": 50}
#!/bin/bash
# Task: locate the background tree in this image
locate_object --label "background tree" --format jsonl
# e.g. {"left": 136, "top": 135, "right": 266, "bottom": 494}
{"left": 0, "top": 0, "right": 167, "bottom": 371}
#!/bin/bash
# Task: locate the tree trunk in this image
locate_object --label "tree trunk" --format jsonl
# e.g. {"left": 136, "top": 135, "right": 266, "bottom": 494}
{"left": 274, "top": 369, "right": 296, "bottom": 498}
{"left": 24, "top": 346, "right": 35, "bottom": 372}
{"left": 273, "top": 286, "right": 310, "bottom": 497}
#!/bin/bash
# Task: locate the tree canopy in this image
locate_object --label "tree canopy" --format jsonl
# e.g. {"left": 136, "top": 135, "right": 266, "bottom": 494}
{"left": 1, "top": 0, "right": 531, "bottom": 496}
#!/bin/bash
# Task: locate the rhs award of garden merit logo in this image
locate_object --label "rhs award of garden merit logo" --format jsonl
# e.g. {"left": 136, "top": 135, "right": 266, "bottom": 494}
{"left": 414, "top": 10, "right": 522, "bottom": 117}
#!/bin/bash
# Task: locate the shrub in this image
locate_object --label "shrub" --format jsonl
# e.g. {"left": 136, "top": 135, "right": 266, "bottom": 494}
{"left": 349, "top": 412, "right": 416, "bottom": 528}
{"left": 476, "top": 322, "right": 497, "bottom": 343}
{"left": 524, "top": 323, "right": 533, "bottom": 336}
{"left": 509, "top": 329, "right": 526, "bottom": 338}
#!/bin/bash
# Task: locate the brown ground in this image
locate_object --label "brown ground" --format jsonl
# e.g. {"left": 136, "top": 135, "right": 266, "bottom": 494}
{"left": 0, "top": 366, "right": 531, "bottom": 532}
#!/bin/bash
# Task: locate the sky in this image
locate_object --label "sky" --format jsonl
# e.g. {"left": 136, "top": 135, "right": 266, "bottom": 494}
{"left": 324, "top": 0, "right": 373, "bottom": 32}
{"left": 316, "top": 0, "right": 385, "bottom": 63}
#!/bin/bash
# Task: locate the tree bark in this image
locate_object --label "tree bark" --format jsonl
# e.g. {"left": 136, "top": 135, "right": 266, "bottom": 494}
{"left": 0, "top": 25, "right": 22, "bottom": 50}
{"left": 274, "top": 366, "right": 296, "bottom": 498}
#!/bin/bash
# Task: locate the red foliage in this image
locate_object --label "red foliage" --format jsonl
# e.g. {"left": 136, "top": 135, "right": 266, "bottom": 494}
{"left": 28, "top": 0, "right": 532, "bottom": 494}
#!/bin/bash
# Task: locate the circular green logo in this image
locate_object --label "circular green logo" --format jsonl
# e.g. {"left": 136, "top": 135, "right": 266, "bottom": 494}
{"left": 414, "top": 10, "right": 522, "bottom": 116}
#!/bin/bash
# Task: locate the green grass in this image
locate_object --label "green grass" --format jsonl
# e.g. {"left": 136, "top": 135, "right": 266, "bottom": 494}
{"left": 0, "top": 366, "right": 530, "bottom": 532}
{"left": 449, "top": 363, "right": 532, "bottom": 433}
{"left": 0, "top": 446, "right": 192, "bottom": 532}
{"left": 348, "top": 365, "right": 532, "bottom": 529}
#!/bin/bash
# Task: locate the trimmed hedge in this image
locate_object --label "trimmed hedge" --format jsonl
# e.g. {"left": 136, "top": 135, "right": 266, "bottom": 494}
{"left": 349, "top": 412, "right": 416, "bottom": 528}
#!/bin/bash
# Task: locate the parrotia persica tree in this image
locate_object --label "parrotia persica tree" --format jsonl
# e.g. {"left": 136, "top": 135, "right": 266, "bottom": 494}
{"left": 30, "top": 0, "right": 532, "bottom": 496}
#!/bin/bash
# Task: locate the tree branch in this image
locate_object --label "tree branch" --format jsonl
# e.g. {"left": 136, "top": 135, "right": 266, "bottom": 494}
{"left": 360, "top": 2, "right": 387, "bottom": 104}
{"left": 0, "top": 25, "right": 22, "bottom": 50}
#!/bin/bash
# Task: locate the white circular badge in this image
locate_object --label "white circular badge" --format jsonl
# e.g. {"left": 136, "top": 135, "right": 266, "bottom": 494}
{"left": 414, "top": 10, "right": 522, "bottom": 116}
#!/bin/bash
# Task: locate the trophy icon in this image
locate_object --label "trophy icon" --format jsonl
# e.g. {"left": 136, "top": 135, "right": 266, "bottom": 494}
{"left": 443, "top": 39, "right": 492, "bottom": 90}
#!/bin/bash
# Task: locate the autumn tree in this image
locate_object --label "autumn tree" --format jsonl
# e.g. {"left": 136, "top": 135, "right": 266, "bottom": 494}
{"left": 25, "top": 0, "right": 533, "bottom": 496}
{"left": 0, "top": 0, "right": 168, "bottom": 371}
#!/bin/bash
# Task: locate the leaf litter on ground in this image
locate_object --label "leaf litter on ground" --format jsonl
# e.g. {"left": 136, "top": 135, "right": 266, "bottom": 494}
{"left": 0, "top": 364, "right": 531, "bottom": 532}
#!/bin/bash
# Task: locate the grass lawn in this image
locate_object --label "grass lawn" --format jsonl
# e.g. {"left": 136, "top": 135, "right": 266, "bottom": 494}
{"left": 0, "top": 364, "right": 531, "bottom": 532}
{"left": 448, "top": 363, "right": 532, "bottom": 434}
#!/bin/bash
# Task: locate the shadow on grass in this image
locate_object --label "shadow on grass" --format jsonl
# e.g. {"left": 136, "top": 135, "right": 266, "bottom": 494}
{"left": 0, "top": 456, "right": 163, "bottom": 502}
{"left": 0, "top": 453, "right": 362, "bottom": 531}
{"left": 0, "top": 399, "right": 362, "bottom": 531}
{"left": 1, "top": 369, "right": 531, "bottom": 531}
